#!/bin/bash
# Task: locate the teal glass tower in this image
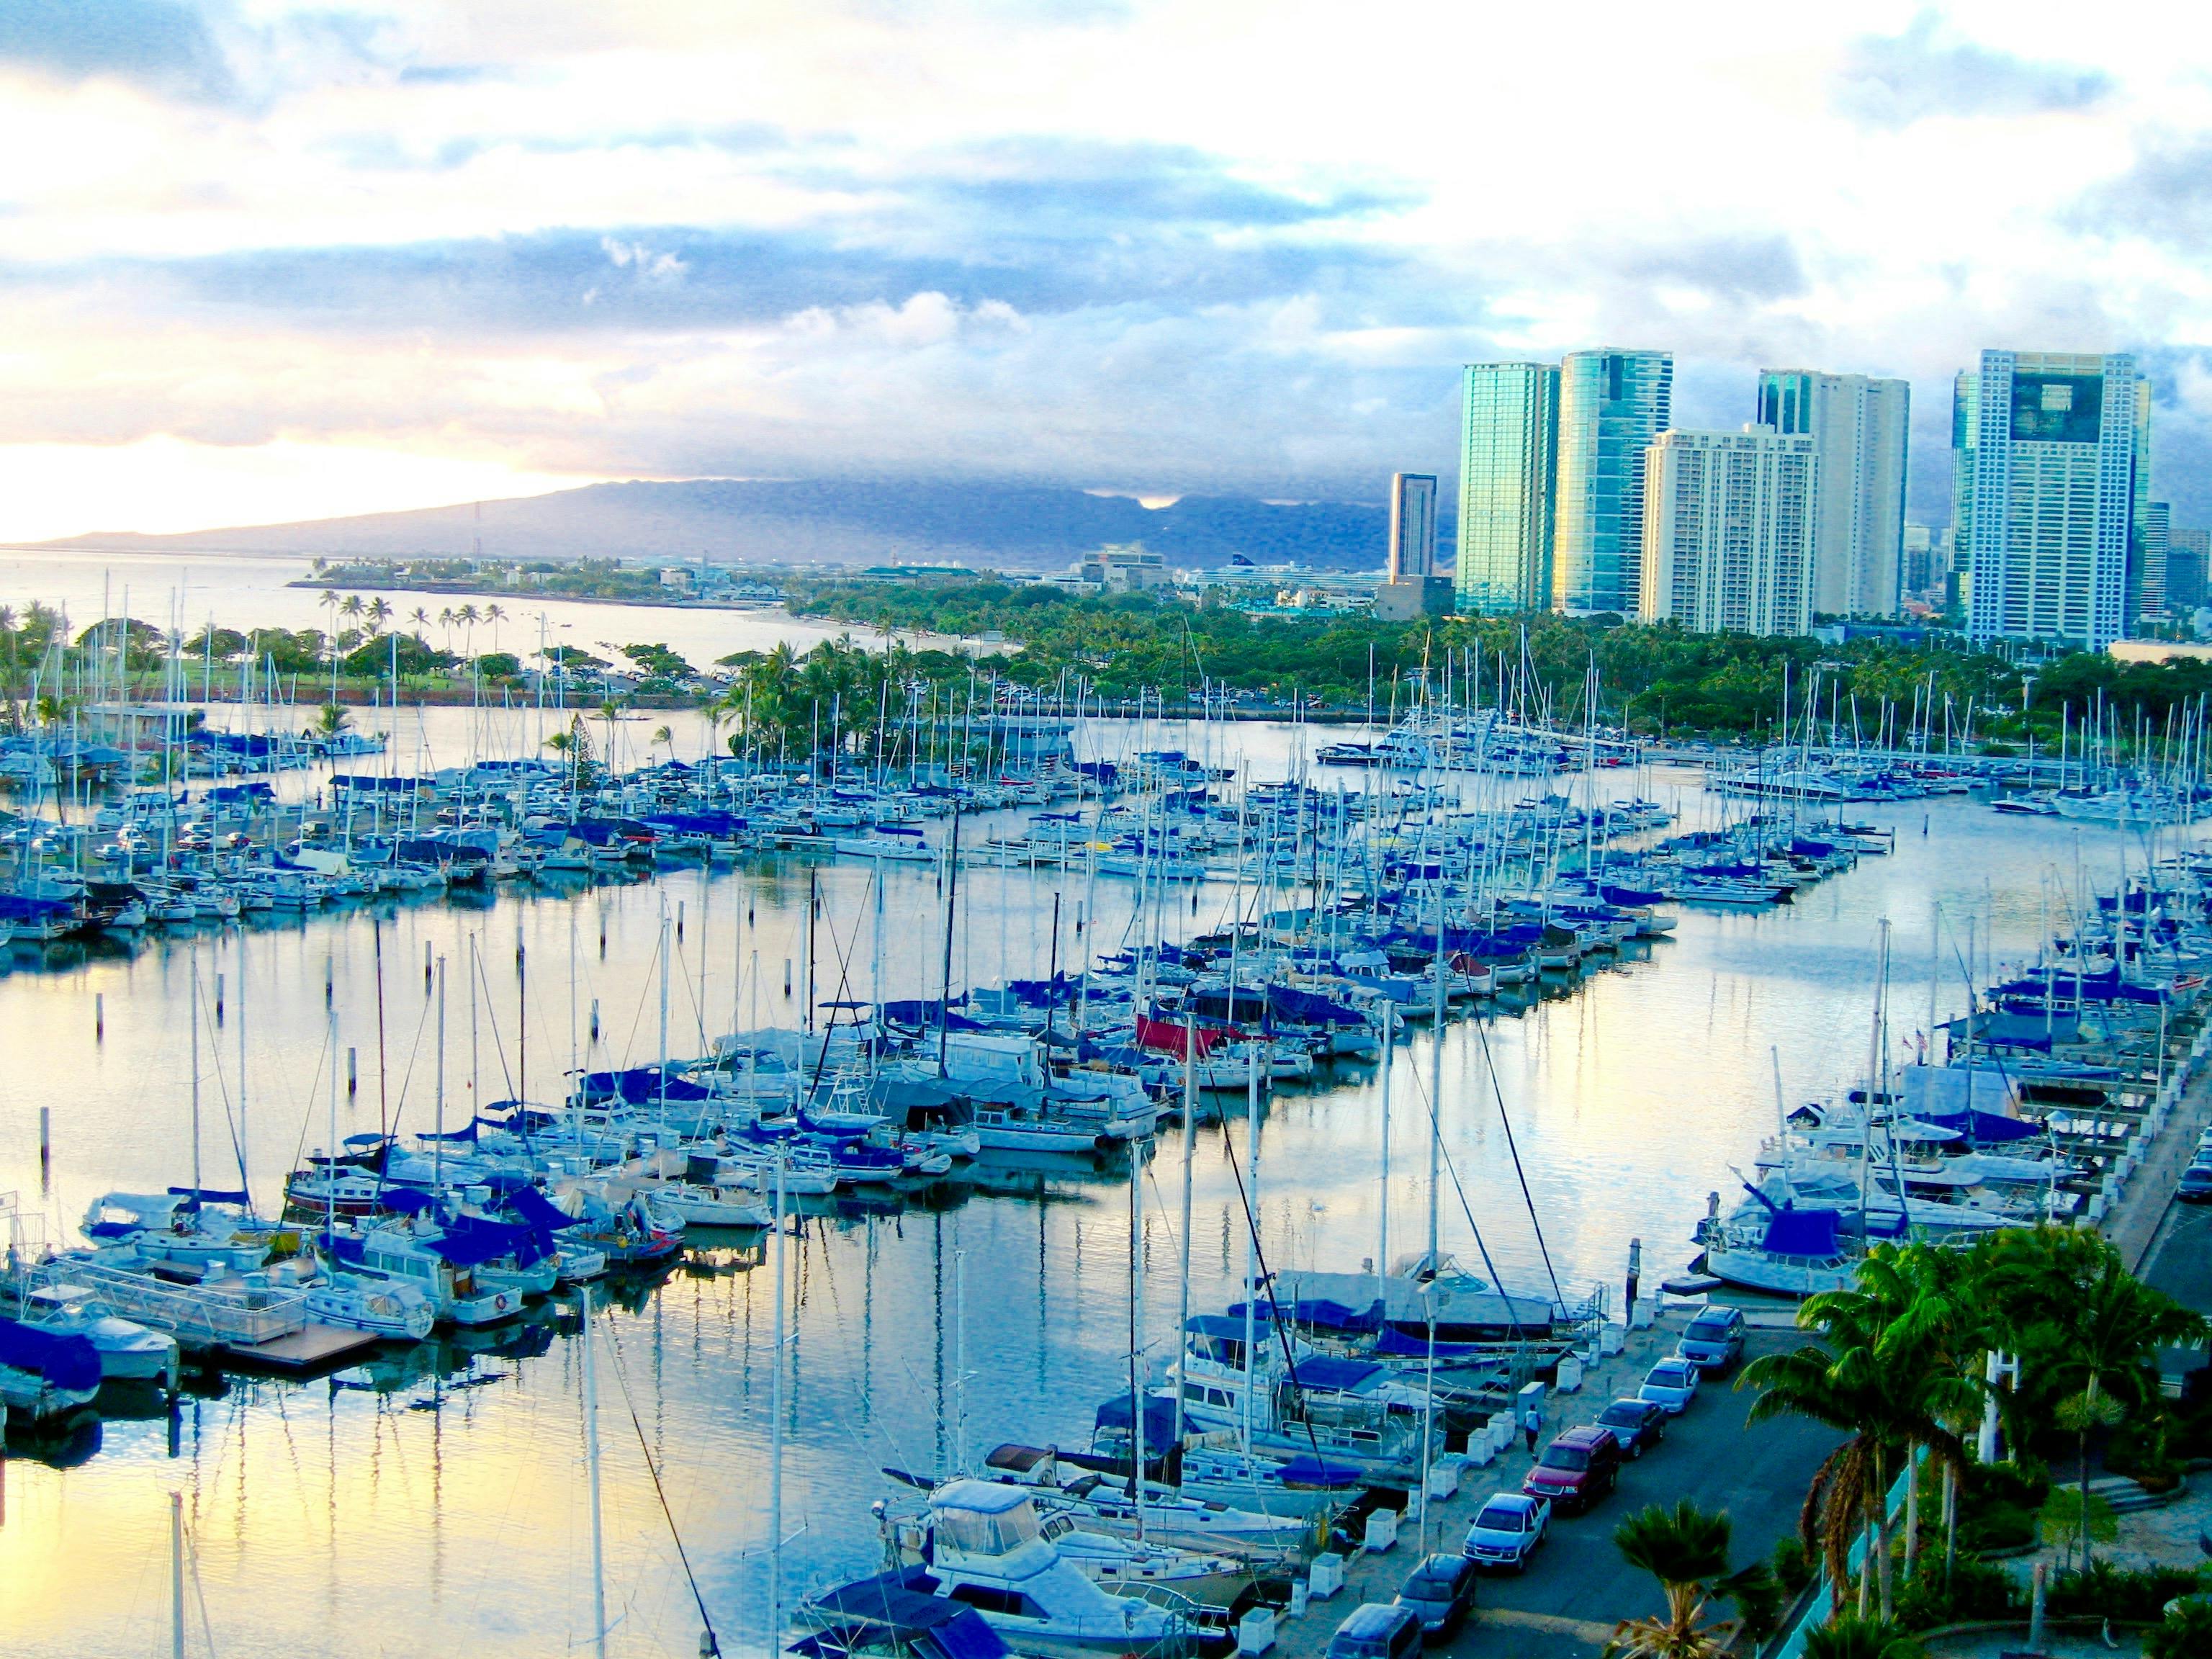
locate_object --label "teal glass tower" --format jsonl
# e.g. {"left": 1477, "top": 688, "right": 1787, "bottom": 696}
{"left": 1455, "top": 362, "right": 1560, "bottom": 613}
{"left": 1552, "top": 349, "right": 1673, "bottom": 615}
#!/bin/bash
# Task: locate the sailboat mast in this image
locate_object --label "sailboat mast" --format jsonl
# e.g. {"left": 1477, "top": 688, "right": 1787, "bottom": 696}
{"left": 582, "top": 1283, "right": 607, "bottom": 1659}
{"left": 433, "top": 956, "right": 446, "bottom": 1195}
{"left": 1174, "top": 1008, "right": 1195, "bottom": 1473}
{"left": 189, "top": 947, "right": 202, "bottom": 1197}
{"left": 1128, "top": 1135, "right": 1146, "bottom": 1540}
{"left": 768, "top": 1151, "right": 788, "bottom": 1652}
{"left": 1239, "top": 1045, "right": 1259, "bottom": 1457}
{"left": 170, "top": 1490, "right": 185, "bottom": 1659}
{"left": 1377, "top": 1011, "right": 1393, "bottom": 1305}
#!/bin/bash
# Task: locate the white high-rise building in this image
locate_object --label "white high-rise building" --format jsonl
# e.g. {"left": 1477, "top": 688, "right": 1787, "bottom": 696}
{"left": 1754, "top": 369, "right": 1910, "bottom": 617}
{"left": 1955, "top": 351, "right": 2151, "bottom": 647}
{"left": 1640, "top": 427, "right": 1818, "bottom": 637}
{"left": 1386, "top": 472, "right": 1439, "bottom": 582}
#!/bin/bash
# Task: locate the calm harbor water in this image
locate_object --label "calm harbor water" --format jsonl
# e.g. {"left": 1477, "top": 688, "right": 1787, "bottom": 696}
{"left": 0, "top": 583, "right": 2142, "bottom": 1655}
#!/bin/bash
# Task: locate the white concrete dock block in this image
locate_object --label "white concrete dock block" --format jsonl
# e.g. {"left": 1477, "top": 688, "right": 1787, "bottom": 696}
{"left": 1487, "top": 1413, "right": 1516, "bottom": 1453}
{"left": 1462, "top": 1435, "right": 1494, "bottom": 1467}
{"left": 1363, "top": 1509, "right": 1399, "bottom": 1553}
{"left": 1426, "top": 1455, "right": 1462, "bottom": 1501}
{"left": 2088, "top": 1193, "right": 2110, "bottom": 1223}
{"left": 1288, "top": 1580, "right": 1309, "bottom": 1621}
{"left": 1600, "top": 1323, "right": 1627, "bottom": 1357}
{"left": 1554, "top": 1354, "right": 1584, "bottom": 1394}
{"left": 1309, "top": 1554, "right": 1346, "bottom": 1599}
{"left": 1629, "top": 1301, "right": 1657, "bottom": 1331}
{"left": 1238, "top": 1608, "right": 1277, "bottom": 1654}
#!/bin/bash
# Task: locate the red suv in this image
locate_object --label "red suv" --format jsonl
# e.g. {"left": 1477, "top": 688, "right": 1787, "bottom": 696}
{"left": 1520, "top": 1425, "right": 1622, "bottom": 1514}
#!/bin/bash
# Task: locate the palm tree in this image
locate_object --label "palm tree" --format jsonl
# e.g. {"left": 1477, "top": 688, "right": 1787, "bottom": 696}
{"left": 483, "top": 603, "right": 506, "bottom": 651}
{"left": 316, "top": 701, "right": 351, "bottom": 737}
{"left": 1813, "top": 1244, "right": 1983, "bottom": 1586}
{"left": 340, "top": 593, "right": 364, "bottom": 626}
{"left": 410, "top": 606, "right": 431, "bottom": 642}
{"left": 1979, "top": 1226, "right": 2207, "bottom": 1574}
{"left": 458, "top": 603, "right": 480, "bottom": 657}
{"left": 1603, "top": 1501, "right": 1776, "bottom": 1658}
{"left": 1742, "top": 1308, "right": 1913, "bottom": 1619}
{"left": 366, "top": 597, "right": 393, "bottom": 637}
{"left": 1798, "top": 1617, "right": 1926, "bottom": 1659}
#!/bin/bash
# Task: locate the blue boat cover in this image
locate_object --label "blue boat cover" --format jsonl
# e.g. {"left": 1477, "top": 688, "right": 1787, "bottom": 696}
{"left": 436, "top": 1215, "right": 546, "bottom": 1268}
{"left": 1373, "top": 1326, "right": 1496, "bottom": 1358}
{"left": 1267, "top": 986, "right": 1365, "bottom": 1028}
{"left": 1287, "top": 1356, "right": 1386, "bottom": 1392}
{"left": 1092, "top": 1391, "right": 1181, "bottom": 1447}
{"left": 580, "top": 1067, "right": 714, "bottom": 1103}
{"left": 1277, "top": 1455, "right": 1367, "bottom": 1488}
{"left": 795, "top": 1570, "right": 1009, "bottom": 1659}
{"left": 0, "top": 1318, "right": 102, "bottom": 1395}
{"left": 1920, "top": 1109, "right": 2042, "bottom": 1144}
{"left": 1229, "top": 1296, "right": 1382, "bottom": 1333}
{"left": 381, "top": 1188, "right": 438, "bottom": 1214}
{"left": 166, "top": 1186, "right": 252, "bottom": 1206}
{"left": 1761, "top": 1208, "right": 1843, "bottom": 1259}
{"left": 507, "top": 1184, "right": 582, "bottom": 1235}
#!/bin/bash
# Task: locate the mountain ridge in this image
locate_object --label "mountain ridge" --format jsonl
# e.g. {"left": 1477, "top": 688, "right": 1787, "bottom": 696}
{"left": 31, "top": 477, "right": 1441, "bottom": 571}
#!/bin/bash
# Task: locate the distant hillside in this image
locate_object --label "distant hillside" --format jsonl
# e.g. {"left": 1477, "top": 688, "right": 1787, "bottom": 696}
{"left": 38, "top": 478, "right": 1438, "bottom": 571}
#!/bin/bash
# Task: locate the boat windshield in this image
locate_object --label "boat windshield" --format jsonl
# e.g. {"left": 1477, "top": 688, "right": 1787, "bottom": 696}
{"left": 937, "top": 1502, "right": 1041, "bottom": 1555}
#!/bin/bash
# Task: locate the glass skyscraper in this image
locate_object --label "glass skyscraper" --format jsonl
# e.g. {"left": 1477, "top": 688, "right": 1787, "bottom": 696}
{"left": 1955, "top": 350, "right": 2150, "bottom": 647}
{"left": 1454, "top": 362, "right": 1559, "bottom": 613}
{"left": 1552, "top": 349, "right": 1672, "bottom": 615}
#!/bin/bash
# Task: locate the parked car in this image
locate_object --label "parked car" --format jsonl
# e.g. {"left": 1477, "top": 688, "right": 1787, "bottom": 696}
{"left": 1595, "top": 1395, "right": 1668, "bottom": 1458}
{"left": 1394, "top": 1552, "right": 1479, "bottom": 1640}
{"left": 1676, "top": 1305, "right": 1747, "bottom": 1374}
{"left": 1521, "top": 1424, "right": 1624, "bottom": 1514}
{"left": 1639, "top": 1357, "right": 1702, "bottom": 1415}
{"left": 2177, "top": 1164, "right": 2212, "bottom": 1205}
{"left": 1326, "top": 1602, "right": 1424, "bottom": 1659}
{"left": 1462, "top": 1492, "right": 1550, "bottom": 1572}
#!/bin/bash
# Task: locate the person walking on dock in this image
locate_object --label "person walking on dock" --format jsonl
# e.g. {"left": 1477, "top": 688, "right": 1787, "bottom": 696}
{"left": 1521, "top": 1401, "right": 1542, "bottom": 1454}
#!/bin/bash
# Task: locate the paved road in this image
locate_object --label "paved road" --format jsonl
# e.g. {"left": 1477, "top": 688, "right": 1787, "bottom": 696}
{"left": 2140, "top": 1192, "right": 2212, "bottom": 1316}
{"left": 1433, "top": 1329, "right": 1840, "bottom": 1658}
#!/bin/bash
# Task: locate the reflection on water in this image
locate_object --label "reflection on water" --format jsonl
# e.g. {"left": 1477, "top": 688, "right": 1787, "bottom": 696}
{"left": 0, "top": 720, "right": 2124, "bottom": 1657}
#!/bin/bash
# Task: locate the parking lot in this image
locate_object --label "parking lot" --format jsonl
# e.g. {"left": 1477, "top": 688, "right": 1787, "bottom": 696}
{"left": 1277, "top": 1318, "right": 1843, "bottom": 1659}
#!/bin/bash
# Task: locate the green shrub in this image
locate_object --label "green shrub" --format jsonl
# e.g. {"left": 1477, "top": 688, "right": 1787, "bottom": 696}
{"left": 1956, "top": 1499, "right": 2036, "bottom": 1552}
{"left": 1961, "top": 1460, "right": 2049, "bottom": 1511}
{"left": 2146, "top": 1596, "right": 2212, "bottom": 1659}
{"left": 1892, "top": 1557, "right": 2026, "bottom": 1632}
{"left": 1800, "top": 1616, "right": 1927, "bottom": 1658}
{"left": 2046, "top": 1560, "right": 2210, "bottom": 1622}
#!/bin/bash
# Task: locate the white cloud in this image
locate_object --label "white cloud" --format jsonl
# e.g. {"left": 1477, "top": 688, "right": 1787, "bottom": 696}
{"left": 2, "top": 1, "right": 2212, "bottom": 526}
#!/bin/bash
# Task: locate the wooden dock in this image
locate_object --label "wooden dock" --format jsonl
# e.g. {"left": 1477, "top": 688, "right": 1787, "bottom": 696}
{"left": 221, "top": 1322, "right": 382, "bottom": 1374}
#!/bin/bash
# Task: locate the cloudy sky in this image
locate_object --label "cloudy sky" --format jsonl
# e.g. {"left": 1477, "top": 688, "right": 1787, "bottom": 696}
{"left": 0, "top": 0, "right": 2207, "bottom": 540}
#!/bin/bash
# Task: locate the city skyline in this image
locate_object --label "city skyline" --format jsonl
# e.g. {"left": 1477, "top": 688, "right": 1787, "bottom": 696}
{"left": 1, "top": 7, "right": 2210, "bottom": 543}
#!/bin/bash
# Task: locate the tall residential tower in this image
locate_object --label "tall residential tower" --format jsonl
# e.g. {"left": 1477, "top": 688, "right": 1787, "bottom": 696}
{"left": 1552, "top": 349, "right": 1672, "bottom": 615}
{"left": 1640, "top": 427, "right": 1818, "bottom": 637}
{"left": 1754, "top": 369, "right": 1910, "bottom": 617}
{"left": 1385, "top": 472, "right": 1439, "bottom": 582}
{"left": 1954, "top": 350, "right": 2151, "bottom": 647}
{"left": 1454, "top": 363, "right": 1559, "bottom": 613}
